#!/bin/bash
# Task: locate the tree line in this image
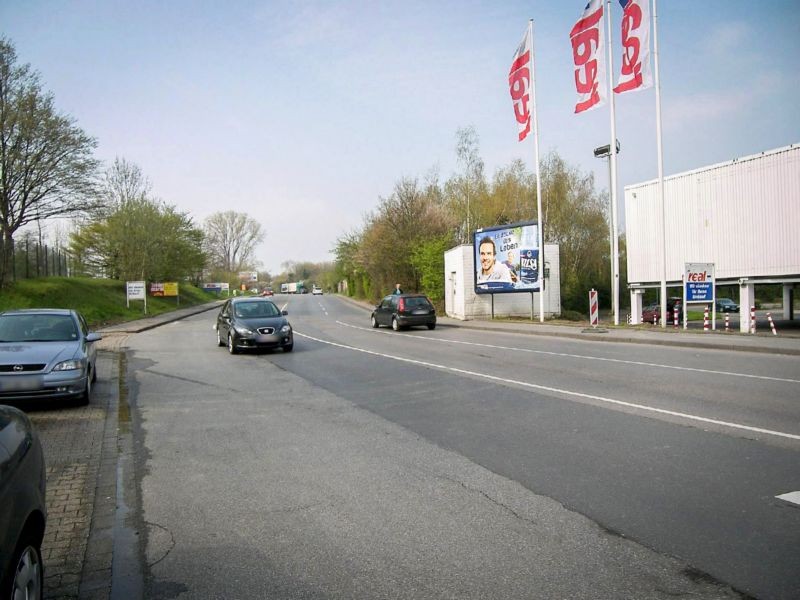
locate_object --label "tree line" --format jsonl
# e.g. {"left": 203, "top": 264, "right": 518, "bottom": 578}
{"left": 335, "top": 127, "right": 625, "bottom": 313}
{"left": 0, "top": 37, "right": 265, "bottom": 289}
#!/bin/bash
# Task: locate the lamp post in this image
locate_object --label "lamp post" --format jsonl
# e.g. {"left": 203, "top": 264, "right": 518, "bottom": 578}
{"left": 594, "top": 140, "right": 620, "bottom": 323}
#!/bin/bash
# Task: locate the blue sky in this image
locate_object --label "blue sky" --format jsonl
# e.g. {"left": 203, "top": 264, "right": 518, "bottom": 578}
{"left": 2, "top": 1, "right": 799, "bottom": 275}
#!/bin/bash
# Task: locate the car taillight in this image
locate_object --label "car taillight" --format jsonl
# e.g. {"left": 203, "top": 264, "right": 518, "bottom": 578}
{"left": 398, "top": 298, "right": 405, "bottom": 311}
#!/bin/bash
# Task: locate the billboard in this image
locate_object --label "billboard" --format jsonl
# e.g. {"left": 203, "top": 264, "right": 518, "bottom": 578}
{"left": 473, "top": 221, "right": 541, "bottom": 294}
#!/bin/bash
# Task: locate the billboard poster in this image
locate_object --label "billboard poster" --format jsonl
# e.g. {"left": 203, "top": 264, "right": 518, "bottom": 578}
{"left": 474, "top": 221, "right": 541, "bottom": 294}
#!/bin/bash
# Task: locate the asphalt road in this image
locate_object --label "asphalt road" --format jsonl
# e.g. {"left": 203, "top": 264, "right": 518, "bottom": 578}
{"left": 119, "top": 294, "right": 798, "bottom": 599}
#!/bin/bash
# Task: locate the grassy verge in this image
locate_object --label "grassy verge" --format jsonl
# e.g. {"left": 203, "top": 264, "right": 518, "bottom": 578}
{"left": 0, "top": 277, "right": 220, "bottom": 328}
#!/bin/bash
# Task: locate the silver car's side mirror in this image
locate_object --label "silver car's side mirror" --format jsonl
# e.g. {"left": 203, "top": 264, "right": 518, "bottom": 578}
{"left": 86, "top": 332, "right": 102, "bottom": 342}
{"left": 282, "top": 310, "right": 288, "bottom": 316}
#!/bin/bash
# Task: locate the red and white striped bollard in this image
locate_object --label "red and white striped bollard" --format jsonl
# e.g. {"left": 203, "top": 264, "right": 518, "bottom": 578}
{"left": 703, "top": 305, "right": 710, "bottom": 332}
{"left": 724, "top": 313, "right": 730, "bottom": 332}
{"left": 673, "top": 305, "right": 679, "bottom": 329}
{"left": 767, "top": 312, "right": 777, "bottom": 336}
{"left": 589, "top": 289, "right": 598, "bottom": 328}
{"left": 750, "top": 306, "right": 756, "bottom": 334}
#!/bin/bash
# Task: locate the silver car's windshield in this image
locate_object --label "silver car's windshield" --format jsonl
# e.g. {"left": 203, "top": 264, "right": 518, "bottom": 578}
{"left": 0, "top": 314, "right": 78, "bottom": 342}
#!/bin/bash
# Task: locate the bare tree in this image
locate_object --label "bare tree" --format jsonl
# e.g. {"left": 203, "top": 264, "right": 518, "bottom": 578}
{"left": 0, "top": 37, "right": 102, "bottom": 286}
{"left": 203, "top": 211, "right": 264, "bottom": 273}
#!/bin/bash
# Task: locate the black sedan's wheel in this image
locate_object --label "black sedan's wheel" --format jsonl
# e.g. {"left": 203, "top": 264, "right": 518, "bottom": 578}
{"left": 427, "top": 323, "right": 436, "bottom": 330}
{"left": 392, "top": 317, "right": 400, "bottom": 331}
{"left": 283, "top": 343, "right": 294, "bottom": 352}
{"left": 217, "top": 328, "right": 225, "bottom": 347}
{"left": 371, "top": 315, "right": 379, "bottom": 328}
{"left": 4, "top": 531, "right": 43, "bottom": 600}
{"left": 227, "top": 333, "right": 238, "bottom": 354}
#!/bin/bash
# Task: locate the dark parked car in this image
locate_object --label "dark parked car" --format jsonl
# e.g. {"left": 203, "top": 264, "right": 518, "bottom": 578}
{"left": 215, "top": 297, "right": 293, "bottom": 354}
{"left": 0, "top": 404, "right": 46, "bottom": 600}
{"left": 716, "top": 298, "right": 740, "bottom": 313}
{"left": 641, "top": 298, "right": 684, "bottom": 325}
{"left": 0, "top": 309, "right": 102, "bottom": 406}
{"left": 371, "top": 294, "right": 436, "bottom": 331}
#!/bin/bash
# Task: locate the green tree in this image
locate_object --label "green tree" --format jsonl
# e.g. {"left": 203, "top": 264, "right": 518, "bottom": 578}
{"left": 0, "top": 37, "right": 102, "bottom": 287}
{"left": 70, "top": 197, "right": 206, "bottom": 281}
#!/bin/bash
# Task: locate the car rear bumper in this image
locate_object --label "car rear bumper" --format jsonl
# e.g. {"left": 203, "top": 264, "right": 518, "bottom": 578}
{"left": 397, "top": 315, "right": 436, "bottom": 327}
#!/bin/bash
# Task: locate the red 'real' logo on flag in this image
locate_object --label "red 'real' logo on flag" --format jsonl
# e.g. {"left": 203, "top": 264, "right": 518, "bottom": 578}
{"left": 509, "top": 28, "right": 532, "bottom": 142}
{"left": 570, "top": 0, "right": 606, "bottom": 114}
{"left": 614, "top": 0, "right": 652, "bottom": 94}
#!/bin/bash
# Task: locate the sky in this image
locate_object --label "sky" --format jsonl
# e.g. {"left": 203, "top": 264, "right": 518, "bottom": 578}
{"left": 2, "top": 1, "right": 799, "bottom": 276}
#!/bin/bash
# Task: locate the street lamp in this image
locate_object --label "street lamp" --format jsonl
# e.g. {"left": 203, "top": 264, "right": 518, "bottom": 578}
{"left": 594, "top": 140, "right": 620, "bottom": 322}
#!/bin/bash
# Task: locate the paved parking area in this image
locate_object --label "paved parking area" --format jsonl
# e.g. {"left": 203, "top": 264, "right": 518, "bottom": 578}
{"left": 27, "top": 350, "right": 120, "bottom": 600}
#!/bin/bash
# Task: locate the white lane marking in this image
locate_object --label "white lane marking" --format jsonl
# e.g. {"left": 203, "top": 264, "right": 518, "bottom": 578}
{"left": 335, "top": 321, "right": 800, "bottom": 385}
{"left": 318, "top": 301, "right": 328, "bottom": 316}
{"left": 295, "top": 331, "right": 800, "bottom": 442}
{"left": 776, "top": 491, "right": 800, "bottom": 506}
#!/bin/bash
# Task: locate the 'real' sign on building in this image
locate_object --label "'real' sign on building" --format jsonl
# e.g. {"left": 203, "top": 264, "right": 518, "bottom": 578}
{"left": 684, "top": 263, "right": 715, "bottom": 302}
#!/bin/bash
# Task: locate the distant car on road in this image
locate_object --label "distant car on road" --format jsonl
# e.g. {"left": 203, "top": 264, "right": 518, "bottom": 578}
{"left": 0, "top": 309, "right": 102, "bottom": 406}
{"left": 214, "top": 297, "right": 293, "bottom": 354}
{"left": 371, "top": 294, "right": 436, "bottom": 331}
{"left": 260, "top": 288, "right": 274, "bottom": 297}
{"left": 716, "top": 298, "right": 740, "bottom": 313}
{"left": 312, "top": 285, "right": 323, "bottom": 295}
{"left": 0, "top": 404, "right": 46, "bottom": 600}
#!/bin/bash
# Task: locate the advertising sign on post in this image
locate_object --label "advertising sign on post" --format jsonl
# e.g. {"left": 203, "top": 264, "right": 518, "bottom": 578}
{"left": 684, "top": 263, "right": 715, "bottom": 330}
{"left": 473, "top": 221, "right": 542, "bottom": 295}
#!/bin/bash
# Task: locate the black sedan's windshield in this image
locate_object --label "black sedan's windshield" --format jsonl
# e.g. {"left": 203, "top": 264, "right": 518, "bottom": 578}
{"left": 234, "top": 302, "right": 280, "bottom": 319}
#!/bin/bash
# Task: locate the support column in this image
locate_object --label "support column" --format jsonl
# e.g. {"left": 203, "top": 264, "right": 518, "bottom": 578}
{"left": 630, "top": 290, "right": 644, "bottom": 324}
{"left": 739, "top": 282, "right": 755, "bottom": 333}
{"left": 783, "top": 284, "right": 794, "bottom": 320}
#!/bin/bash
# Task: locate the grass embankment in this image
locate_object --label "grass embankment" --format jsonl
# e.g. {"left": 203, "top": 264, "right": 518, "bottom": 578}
{"left": 0, "top": 277, "right": 220, "bottom": 328}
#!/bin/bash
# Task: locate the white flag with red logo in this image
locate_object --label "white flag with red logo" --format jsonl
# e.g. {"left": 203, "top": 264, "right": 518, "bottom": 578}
{"left": 508, "top": 27, "right": 533, "bottom": 141}
{"left": 570, "top": 0, "right": 606, "bottom": 114}
{"left": 614, "top": 0, "right": 652, "bottom": 94}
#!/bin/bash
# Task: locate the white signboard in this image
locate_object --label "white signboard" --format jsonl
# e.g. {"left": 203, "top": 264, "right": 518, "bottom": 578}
{"left": 127, "top": 281, "right": 146, "bottom": 300}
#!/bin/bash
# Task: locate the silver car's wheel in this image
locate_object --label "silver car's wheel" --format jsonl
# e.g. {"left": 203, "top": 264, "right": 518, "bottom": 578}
{"left": 217, "top": 328, "right": 225, "bottom": 347}
{"left": 9, "top": 537, "right": 43, "bottom": 600}
{"left": 392, "top": 317, "right": 400, "bottom": 331}
{"left": 227, "top": 333, "right": 238, "bottom": 354}
{"left": 79, "top": 371, "right": 92, "bottom": 406}
{"left": 371, "top": 315, "right": 379, "bottom": 328}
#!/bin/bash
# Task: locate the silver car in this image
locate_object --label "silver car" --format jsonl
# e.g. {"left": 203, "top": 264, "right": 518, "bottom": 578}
{"left": 0, "top": 309, "right": 102, "bottom": 406}
{"left": 0, "top": 404, "right": 46, "bottom": 600}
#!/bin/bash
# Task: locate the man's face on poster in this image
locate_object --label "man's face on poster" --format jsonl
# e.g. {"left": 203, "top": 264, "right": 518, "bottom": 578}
{"left": 480, "top": 241, "right": 496, "bottom": 274}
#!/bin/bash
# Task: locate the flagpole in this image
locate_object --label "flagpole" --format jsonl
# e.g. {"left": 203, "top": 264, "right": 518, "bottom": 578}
{"left": 605, "top": 0, "right": 620, "bottom": 326}
{"left": 653, "top": 0, "right": 667, "bottom": 328}
{"left": 530, "top": 19, "right": 545, "bottom": 323}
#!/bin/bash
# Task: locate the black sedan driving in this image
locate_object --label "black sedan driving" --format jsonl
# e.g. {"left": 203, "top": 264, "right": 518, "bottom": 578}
{"left": 371, "top": 294, "right": 436, "bottom": 331}
{"left": 215, "top": 297, "right": 293, "bottom": 354}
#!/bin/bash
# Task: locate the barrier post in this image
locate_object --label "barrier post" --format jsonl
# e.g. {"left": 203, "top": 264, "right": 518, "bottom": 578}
{"left": 673, "top": 305, "right": 679, "bottom": 329}
{"left": 750, "top": 306, "right": 756, "bottom": 334}
{"left": 724, "top": 313, "right": 730, "bottom": 332}
{"left": 703, "top": 305, "right": 710, "bottom": 332}
{"left": 589, "top": 289, "right": 599, "bottom": 328}
{"left": 767, "top": 312, "right": 778, "bottom": 336}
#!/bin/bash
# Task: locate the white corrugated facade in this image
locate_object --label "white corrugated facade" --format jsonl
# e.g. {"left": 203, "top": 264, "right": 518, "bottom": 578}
{"left": 444, "top": 244, "right": 561, "bottom": 320}
{"left": 625, "top": 144, "right": 800, "bottom": 286}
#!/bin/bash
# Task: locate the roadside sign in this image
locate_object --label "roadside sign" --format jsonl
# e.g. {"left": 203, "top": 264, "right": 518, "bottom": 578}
{"left": 126, "top": 280, "right": 147, "bottom": 313}
{"left": 684, "top": 263, "right": 715, "bottom": 330}
{"left": 589, "top": 289, "right": 598, "bottom": 327}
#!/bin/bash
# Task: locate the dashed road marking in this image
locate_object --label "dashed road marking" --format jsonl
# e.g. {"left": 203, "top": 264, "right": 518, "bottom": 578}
{"left": 776, "top": 491, "right": 800, "bottom": 506}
